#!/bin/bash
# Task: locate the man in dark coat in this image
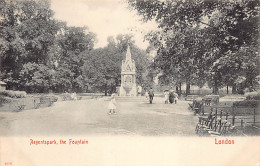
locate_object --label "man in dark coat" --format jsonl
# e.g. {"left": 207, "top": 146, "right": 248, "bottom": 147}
{"left": 148, "top": 88, "right": 154, "bottom": 104}
{"left": 169, "top": 91, "right": 174, "bottom": 104}
{"left": 169, "top": 87, "right": 174, "bottom": 104}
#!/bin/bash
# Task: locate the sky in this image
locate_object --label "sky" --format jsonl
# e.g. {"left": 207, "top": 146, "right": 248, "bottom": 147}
{"left": 50, "top": 0, "right": 158, "bottom": 49}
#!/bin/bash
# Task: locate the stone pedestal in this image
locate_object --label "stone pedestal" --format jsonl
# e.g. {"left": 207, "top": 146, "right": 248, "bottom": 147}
{"left": 119, "top": 85, "right": 136, "bottom": 96}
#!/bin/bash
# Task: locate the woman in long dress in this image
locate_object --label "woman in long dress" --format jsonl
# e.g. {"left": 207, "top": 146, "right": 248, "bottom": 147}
{"left": 145, "top": 91, "right": 149, "bottom": 99}
{"left": 164, "top": 90, "right": 169, "bottom": 104}
{"left": 173, "top": 92, "right": 178, "bottom": 104}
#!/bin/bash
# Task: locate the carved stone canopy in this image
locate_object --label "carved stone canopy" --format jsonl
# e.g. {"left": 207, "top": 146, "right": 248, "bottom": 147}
{"left": 121, "top": 45, "right": 136, "bottom": 73}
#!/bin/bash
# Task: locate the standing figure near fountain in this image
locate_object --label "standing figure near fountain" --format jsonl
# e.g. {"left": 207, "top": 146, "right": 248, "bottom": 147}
{"left": 164, "top": 90, "right": 169, "bottom": 104}
{"left": 148, "top": 87, "right": 154, "bottom": 104}
{"left": 169, "top": 87, "right": 174, "bottom": 104}
{"left": 137, "top": 85, "right": 142, "bottom": 96}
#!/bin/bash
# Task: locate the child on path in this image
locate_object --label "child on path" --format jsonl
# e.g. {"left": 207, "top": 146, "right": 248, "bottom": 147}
{"left": 108, "top": 94, "right": 117, "bottom": 114}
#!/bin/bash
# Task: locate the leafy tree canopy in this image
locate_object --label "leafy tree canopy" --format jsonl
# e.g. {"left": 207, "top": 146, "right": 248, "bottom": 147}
{"left": 128, "top": 0, "right": 259, "bottom": 94}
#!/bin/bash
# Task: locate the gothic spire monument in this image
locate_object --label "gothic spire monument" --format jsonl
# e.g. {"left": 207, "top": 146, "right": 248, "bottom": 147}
{"left": 119, "top": 46, "right": 137, "bottom": 96}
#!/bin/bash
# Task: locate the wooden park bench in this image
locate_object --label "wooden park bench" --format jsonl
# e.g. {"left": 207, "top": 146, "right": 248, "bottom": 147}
{"left": 91, "top": 95, "right": 99, "bottom": 99}
{"left": 77, "top": 96, "right": 82, "bottom": 100}
{"left": 34, "top": 98, "right": 41, "bottom": 109}
{"left": 34, "top": 97, "right": 54, "bottom": 109}
{"left": 188, "top": 103, "right": 193, "bottom": 110}
{"left": 196, "top": 108, "right": 236, "bottom": 136}
{"left": 195, "top": 111, "right": 216, "bottom": 135}
{"left": 185, "top": 95, "right": 199, "bottom": 101}
{"left": 12, "top": 101, "right": 26, "bottom": 112}
{"left": 209, "top": 121, "right": 235, "bottom": 136}
{"left": 17, "top": 104, "right": 26, "bottom": 111}
{"left": 193, "top": 99, "right": 204, "bottom": 115}
{"left": 208, "top": 118, "right": 227, "bottom": 136}
{"left": 202, "top": 95, "right": 219, "bottom": 106}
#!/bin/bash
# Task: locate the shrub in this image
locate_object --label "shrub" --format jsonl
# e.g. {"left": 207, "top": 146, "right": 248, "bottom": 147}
{"left": 233, "top": 100, "right": 259, "bottom": 107}
{"left": 0, "top": 91, "right": 7, "bottom": 96}
{"left": 61, "top": 93, "right": 73, "bottom": 101}
{"left": 245, "top": 91, "right": 260, "bottom": 100}
{"left": 48, "top": 95, "right": 58, "bottom": 102}
{"left": 0, "top": 96, "right": 12, "bottom": 106}
{"left": 15, "top": 91, "right": 27, "bottom": 98}
{"left": 0, "top": 90, "right": 27, "bottom": 98}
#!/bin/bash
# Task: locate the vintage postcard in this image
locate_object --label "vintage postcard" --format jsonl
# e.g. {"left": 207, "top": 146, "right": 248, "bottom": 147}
{"left": 0, "top": 0, "right": 259, "bottom": 165}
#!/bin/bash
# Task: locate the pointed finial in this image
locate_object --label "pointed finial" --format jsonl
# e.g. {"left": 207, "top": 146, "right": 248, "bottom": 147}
{"left": 126, "top": 45, "right": 132, "bottom": 60}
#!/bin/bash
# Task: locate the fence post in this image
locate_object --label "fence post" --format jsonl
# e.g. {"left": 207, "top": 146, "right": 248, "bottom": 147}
{"left": 253, "top": 109, "right": 256, "bottom": 125}
{"left": 226, "top": 112, "right": 228, "bottom": 120}
{"left": 232, "top": 115, "right": 235, "bottom": 126}
{"left": 215, "top": 108, "right": 217, "bottom": 131}
{"left": 241, "top": 119, "right": 243, "bottom": 128}
{"left": 232, "top": 106, "right": 235, "bottom": 126}
{"left": 220, "top": 110, "right": 222, "bottom": 119}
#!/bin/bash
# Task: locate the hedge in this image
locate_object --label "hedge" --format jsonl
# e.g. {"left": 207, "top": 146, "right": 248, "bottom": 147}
{"left": 0, "top": 96, "right": 12, "bottom": 106}
{"left": 245, "top": 91, "right": 260, "bottom": 100}
{"left": 233, "top": 100, "right": 259, "bottom": 107}
{"left": 0, "top": 90, "right": 27, "bottom": 98}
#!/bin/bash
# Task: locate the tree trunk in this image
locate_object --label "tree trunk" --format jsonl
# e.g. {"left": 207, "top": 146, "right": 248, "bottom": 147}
{"left": 227, "top": 85, "right": 229, "bottom": 94}
{"left": 212, "top": 76, "right": 219, "bottom": 95}
{"left": 213, "top": 85, "right": 219, "bottom": 95}
{"left": 111, "top": 85, "right": 115, "bottom": 94}
{"left": 232, "top": 84, "right": 237, "bottom": 94}
{"left": 85, "top": 85, "right": 88, "bottom": 93}
{"left": 105, "top": 84, "right": 107, "bottom": 96}
{"left": 179, "top": 82, "right": 182, "bottom": 95}
{"left": 186, "top": 82, "right": 190, "bottom": 96}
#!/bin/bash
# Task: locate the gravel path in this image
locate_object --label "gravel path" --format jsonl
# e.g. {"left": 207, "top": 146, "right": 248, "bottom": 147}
{"left": 0, "top": 97, "right": 198, "bottom": 136}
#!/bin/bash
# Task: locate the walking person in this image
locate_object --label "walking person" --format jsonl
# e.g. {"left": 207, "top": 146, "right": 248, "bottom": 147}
{"left": 164, "top": 90, "right": 169, "bottom": 104}
{"left": 145, "top": 89, "right": 149, "bottom": 99}
{"left": 108, "top": 94, "right": 117, "bottom": 114}
{"left": 137, "top": 85, "right": 142, "bottom": 96}
{"left": 173, "top": 91, "right": 178, "bottom": 104}
{"left": 148, "top": 87, "right": 154, "bottom": 104}
{"left": 71, "top": 92, "right": 77, "bottom": 100}
{"left": 169, "top": 88, "right": 174, "bottom": 104}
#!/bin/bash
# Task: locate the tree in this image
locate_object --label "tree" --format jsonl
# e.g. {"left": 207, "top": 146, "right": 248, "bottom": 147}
{"left": 53, "top": 26, "right": 96, "bottom": 92}
{"left": 0, "top": 0, "right": 60, "bottom": 90}
{"left": 128, "top": 0, "right": 259, "bottom": 94}
{"left": 83, "top": 34, "right": 151, "bottom": 95}
{"left": 0, "top": 0, "right": 97, "bottom": 93}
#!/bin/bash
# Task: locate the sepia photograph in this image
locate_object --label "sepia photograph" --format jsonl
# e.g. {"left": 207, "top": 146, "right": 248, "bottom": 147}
{"left": 0, "top": 0, "right": 260, "bottom": 165}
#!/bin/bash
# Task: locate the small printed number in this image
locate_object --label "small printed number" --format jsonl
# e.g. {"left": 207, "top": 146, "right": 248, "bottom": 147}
{"left": 5, "top": 162, "right": 12, "bottom": 165}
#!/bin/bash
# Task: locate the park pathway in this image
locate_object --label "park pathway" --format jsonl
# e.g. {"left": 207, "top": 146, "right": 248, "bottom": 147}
{"left": 0, "top": 97, "right": 198, "bottom": 136}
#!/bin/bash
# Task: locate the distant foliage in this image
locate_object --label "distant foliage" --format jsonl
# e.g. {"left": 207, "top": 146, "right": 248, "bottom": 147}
{"left": 245, "top": 91, "right": 260, "bottom": 101}
{"left": 233, "top": 100, "right": 259, "bottom": 108}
